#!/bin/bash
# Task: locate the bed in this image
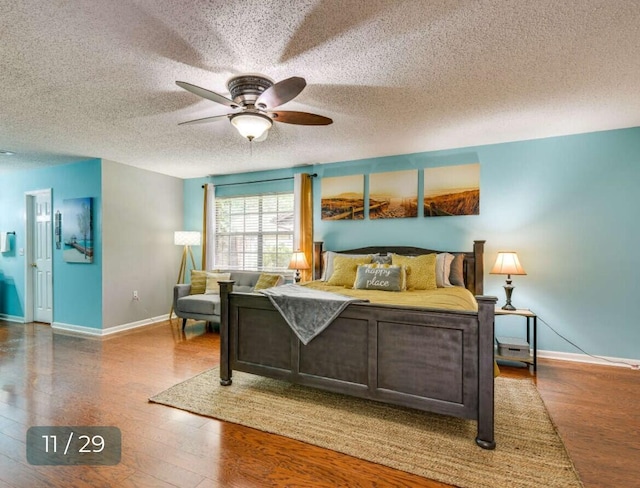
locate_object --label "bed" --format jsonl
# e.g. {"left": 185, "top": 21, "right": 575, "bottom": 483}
{"left": 218, "top": 240, "right": 498, "bottom": 449}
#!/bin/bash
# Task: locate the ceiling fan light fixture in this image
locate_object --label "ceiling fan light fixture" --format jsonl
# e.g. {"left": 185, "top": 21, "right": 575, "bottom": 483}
{"left": 230, "top": 112, "right": 272, "bottom": 141}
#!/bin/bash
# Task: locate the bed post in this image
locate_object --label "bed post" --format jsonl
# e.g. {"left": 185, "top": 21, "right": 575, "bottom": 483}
{"left": 219, "top": 280, "right": 235, "bottom": 386}
{"left": 475, "top": 294, "right": 497, "bottom": 449}
{"left": 313, "top": 241, "right": 324, "bottom": 280}
{"left": 473, "top": 240, "right": 485, "bottom": 296}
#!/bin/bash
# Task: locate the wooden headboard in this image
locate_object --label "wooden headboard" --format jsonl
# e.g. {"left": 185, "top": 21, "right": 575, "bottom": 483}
{"left": 312, "top": 240, "right": 485, "bottom": 296}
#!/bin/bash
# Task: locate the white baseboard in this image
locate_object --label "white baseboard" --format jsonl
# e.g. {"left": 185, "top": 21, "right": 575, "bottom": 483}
{"left": 0, "top": 314, "right": 25, "bottom": 323}
{"left": 538, "top": 349, "right": 639, "bottom": 369}
{"left": 52, "top": 314, "right": 170, "bottom": 337}
{"left": 8, "top": 315, "right": 638, "bottom": 369}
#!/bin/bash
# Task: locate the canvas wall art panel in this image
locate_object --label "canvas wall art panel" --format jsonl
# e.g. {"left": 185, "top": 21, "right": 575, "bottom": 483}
{"left": 63, "top": 197, "right": 93, "bottom": 263}
{"left": 423, "top": 163, "right": 480, "bottom": 217}
{"left": 369, "top": 170, "right": 418, "bottom": 219}
{"left": 321, "top": 175, "right": 365, "bottom": 220}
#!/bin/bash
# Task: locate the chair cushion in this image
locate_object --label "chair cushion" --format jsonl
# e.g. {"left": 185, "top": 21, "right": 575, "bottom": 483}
{"left": 177, "top": 294, "right": 221, "bottom": 316}
{"left": 229, "top": 271, "right": 262, "bottom": 293}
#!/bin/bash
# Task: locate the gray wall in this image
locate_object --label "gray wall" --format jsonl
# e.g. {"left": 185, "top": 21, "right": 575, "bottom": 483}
{"left": 102, "top": 160, "right": 183, "bottom": 329}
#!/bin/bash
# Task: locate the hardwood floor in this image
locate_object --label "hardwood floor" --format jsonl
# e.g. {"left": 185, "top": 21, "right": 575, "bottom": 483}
{"left": 0, "top": 320, "right": 638, "bottom": 487}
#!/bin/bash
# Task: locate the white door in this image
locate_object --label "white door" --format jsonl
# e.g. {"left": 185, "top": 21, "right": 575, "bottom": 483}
{"left": 33, "top": 191, "right": 53, "bottom": 323}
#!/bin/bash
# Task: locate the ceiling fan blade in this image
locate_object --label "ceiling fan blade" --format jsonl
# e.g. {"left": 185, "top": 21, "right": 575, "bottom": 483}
{"left": 256, "top": 77, "right": 306, "bottom": 110}
{"left": 270, "top": 111, "right": 333, "bottom": 126}
{"left": 178, "top": 114, "right": 230, "bottom": 126}
{"left": 176, "top": 81, "right": 239, "bottom": 108}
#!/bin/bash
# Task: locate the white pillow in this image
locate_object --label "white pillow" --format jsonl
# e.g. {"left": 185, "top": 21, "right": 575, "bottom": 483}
{"left": 435, "top": 253, "right": 455, "bottom": 288}
{"left": 205, "top": 272, "right": 232, "bottom": 294}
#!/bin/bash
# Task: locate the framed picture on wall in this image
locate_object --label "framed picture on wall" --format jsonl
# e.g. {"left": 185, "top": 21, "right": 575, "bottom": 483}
{"left": 63, "top": 197, "right": 94, "bottom": 263}
{"left": 423, "top": 163, "right": 480, "bottom": 217}
{"left": 369, "top": 170, "right": 418, "bottom": 219}
{"left": 321, "top": 175, "right": 365, "bottom": 220}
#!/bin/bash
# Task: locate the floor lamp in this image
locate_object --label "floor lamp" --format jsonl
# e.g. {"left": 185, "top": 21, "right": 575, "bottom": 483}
{"left": 170, "top": 231, "right": 201, "bottom": 318}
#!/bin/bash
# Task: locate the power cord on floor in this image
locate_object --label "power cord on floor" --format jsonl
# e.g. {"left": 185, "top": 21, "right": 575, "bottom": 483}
{"left": 536, "top": 314, "right": 639, "bottom": 369}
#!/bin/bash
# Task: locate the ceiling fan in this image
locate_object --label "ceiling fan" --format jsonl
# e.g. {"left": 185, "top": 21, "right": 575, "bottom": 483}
{"left": 175, "top": 74, "right": 333, "bottom": 142}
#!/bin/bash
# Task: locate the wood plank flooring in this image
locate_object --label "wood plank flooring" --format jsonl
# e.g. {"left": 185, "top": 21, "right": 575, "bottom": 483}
{"left": 0, "top": 320, "right": 638, "bottom": 487}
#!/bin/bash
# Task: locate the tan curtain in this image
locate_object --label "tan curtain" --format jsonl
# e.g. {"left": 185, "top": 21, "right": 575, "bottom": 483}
{"left": 294, "top": 173, "right": 313, "bottom": 282}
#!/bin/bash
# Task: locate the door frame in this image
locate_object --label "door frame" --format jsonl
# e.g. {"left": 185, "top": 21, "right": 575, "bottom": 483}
{"left": 24, "top": 188, "right": 53, "bottom": 324}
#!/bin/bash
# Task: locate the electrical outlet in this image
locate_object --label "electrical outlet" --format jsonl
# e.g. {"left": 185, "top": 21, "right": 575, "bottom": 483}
{"left": 133, "top": 290, "right": 139, "bottom": 301}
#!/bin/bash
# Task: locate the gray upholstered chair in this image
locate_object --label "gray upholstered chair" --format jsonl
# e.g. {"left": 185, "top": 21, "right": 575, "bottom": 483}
{"left": 173, "top": 270, "right": 284, "bottom": 330}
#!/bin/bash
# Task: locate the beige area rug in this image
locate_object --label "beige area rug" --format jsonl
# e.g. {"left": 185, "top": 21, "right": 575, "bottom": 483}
{"left": 149, "top": 369, "right": 582, "bottom": 488}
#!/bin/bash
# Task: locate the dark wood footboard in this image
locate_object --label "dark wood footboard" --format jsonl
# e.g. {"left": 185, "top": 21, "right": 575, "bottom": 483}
{"left": 219, "top": 281, "right": 497, "bottom": 449}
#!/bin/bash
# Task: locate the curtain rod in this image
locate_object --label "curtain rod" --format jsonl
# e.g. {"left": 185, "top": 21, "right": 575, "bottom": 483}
{"left": 202, "top": 173, "right": 317, "bottom": 189}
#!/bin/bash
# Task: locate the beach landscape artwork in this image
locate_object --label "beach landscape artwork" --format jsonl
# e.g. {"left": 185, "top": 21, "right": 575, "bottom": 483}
{"left": 369, "top": 170, "right": 418, "bottom": 219}
{"left": 423, "top": 163, "right": 480, "bottom": 217}
{"left": 321, "top": 175, "right": 365, "bottom": 220}
{"left": 63, "top": 197, "right": 93, "bottom": 263}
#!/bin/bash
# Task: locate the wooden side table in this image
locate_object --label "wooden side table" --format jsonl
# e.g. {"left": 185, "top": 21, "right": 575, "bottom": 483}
{"left": 494, "top": 308, "right": 538, "bottom": 372}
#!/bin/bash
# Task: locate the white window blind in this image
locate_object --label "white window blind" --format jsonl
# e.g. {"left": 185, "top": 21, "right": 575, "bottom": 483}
{"left": 215, "top": 193, "right": 294, "bottom": 271}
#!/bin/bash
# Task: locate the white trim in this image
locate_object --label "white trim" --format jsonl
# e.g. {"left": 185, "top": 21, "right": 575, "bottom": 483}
{"left": 52, "top": 315, "right": 170, "bottom": 337}
{"left": 205, "top": 183, "right": 215, "bottom": 269}
{"left": 538, "top": 349, "right": 639, "bottom": 369}
{"left": 293, "top": 174, "right": 302, "bottom": 250}
{"left": 0, "top": 314, "right": 26, "bottom": 323}
{"left": 10, "top": 313, "right": 638, "bottom": 368}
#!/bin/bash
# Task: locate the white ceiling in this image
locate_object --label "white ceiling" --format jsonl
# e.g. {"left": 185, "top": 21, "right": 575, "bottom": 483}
{"left": 1, "top": 0, "right": 639, "bottom": 179}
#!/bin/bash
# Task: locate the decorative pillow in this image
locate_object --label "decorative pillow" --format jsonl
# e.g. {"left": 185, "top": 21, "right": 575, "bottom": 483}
{"left": 189, "top": 270, "right": 208, "bottom": 294}
{"left": 436, "top": 253, "right": 455, "bottom": 288}
{"left": 327, "top": 255, "right": 373, "bottom": 287}
{"left": 391, "top": 253, "right": 437, "bottom": 290}
{"left": 205, "top": 272, "right": 232, "bottom": 294}
{"left": 354, "top": 264, "right": 406, "bottom": 291}
{"left": 371, "top": 254, "right": 392, "bottom": 265}
{"left": 323, "top": 252, "right": 373, "bottom": 281}
{"left": 449, "top": 254, "right": 466, "bottom": 287}
{"left": 254, "top": 272, "right": 284, "bottom": 290}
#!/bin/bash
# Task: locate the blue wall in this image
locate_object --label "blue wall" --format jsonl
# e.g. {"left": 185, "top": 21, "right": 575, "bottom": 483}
{"left": 185, "top": 127, "right": 640, "bottom": 360}
{"left": 0, "top": 159, "right": 102, "bottom": 328}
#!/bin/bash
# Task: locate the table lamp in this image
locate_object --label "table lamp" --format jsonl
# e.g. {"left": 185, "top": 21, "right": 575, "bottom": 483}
{"left": 490, "top": 251, "right": 526, "bottom": 310}
{"left": 288, "top": 250, "right": 310, "bottom": 283}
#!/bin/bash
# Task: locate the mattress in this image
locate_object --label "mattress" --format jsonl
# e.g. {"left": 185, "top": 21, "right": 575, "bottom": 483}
{"left": 301, "top": 281, "right": 478, "bottom": 312}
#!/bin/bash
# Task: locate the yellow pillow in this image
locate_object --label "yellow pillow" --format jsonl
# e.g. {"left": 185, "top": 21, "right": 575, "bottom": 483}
{"left": 189, "top": 270, "right": 208, "bottom": 294}
{"left": 205, "top": 272, "right": 232, "bottom": 294}
{"left": 327, "top": 255, "right": 373, "bottom": 287}
{"left": 391, "top": 253, "right": 437, "bottom": 290}
{"left": 254, "top": 273, "right": 283, "bottom": 290}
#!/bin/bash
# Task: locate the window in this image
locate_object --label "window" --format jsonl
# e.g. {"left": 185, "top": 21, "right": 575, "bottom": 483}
{"left": 215, "top": 193, "right": 294, "bottom": 271}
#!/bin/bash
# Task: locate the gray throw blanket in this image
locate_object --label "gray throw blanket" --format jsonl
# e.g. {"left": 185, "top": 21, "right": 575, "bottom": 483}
{"left": 259, "top": 284, "right": 368, "bottom": 345}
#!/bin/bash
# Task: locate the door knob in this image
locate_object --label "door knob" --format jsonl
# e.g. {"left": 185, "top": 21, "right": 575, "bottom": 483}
{"left": 31, "top": 263, "right": 37, "bottom": 268}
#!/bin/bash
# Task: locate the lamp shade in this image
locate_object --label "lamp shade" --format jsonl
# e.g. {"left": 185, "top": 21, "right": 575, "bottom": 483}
{"left": 490, "top": 251, "right": 526, "bottom": 276}
{"left": 288, "top": 250, "right": 310, "bottom": 270}
{"left": 230, "top": 113, "right": 272, "bottom": 141}
{"left": 174, "top": 231, "right": 201, "bottom": 246}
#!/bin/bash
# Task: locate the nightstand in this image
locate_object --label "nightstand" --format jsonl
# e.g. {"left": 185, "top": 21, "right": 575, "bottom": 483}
{"left": 494, "top": 308, "right": 537, "bottom": 372}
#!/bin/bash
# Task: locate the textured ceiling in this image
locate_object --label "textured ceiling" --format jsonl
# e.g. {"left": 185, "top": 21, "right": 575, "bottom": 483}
{"left": 1, "top": 0, "right": 639, "bottom": 179}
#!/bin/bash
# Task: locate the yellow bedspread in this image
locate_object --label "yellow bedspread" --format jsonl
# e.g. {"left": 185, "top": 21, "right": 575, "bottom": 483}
{"left": 301, "top": 281, "right": 478, "bottom": 312}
